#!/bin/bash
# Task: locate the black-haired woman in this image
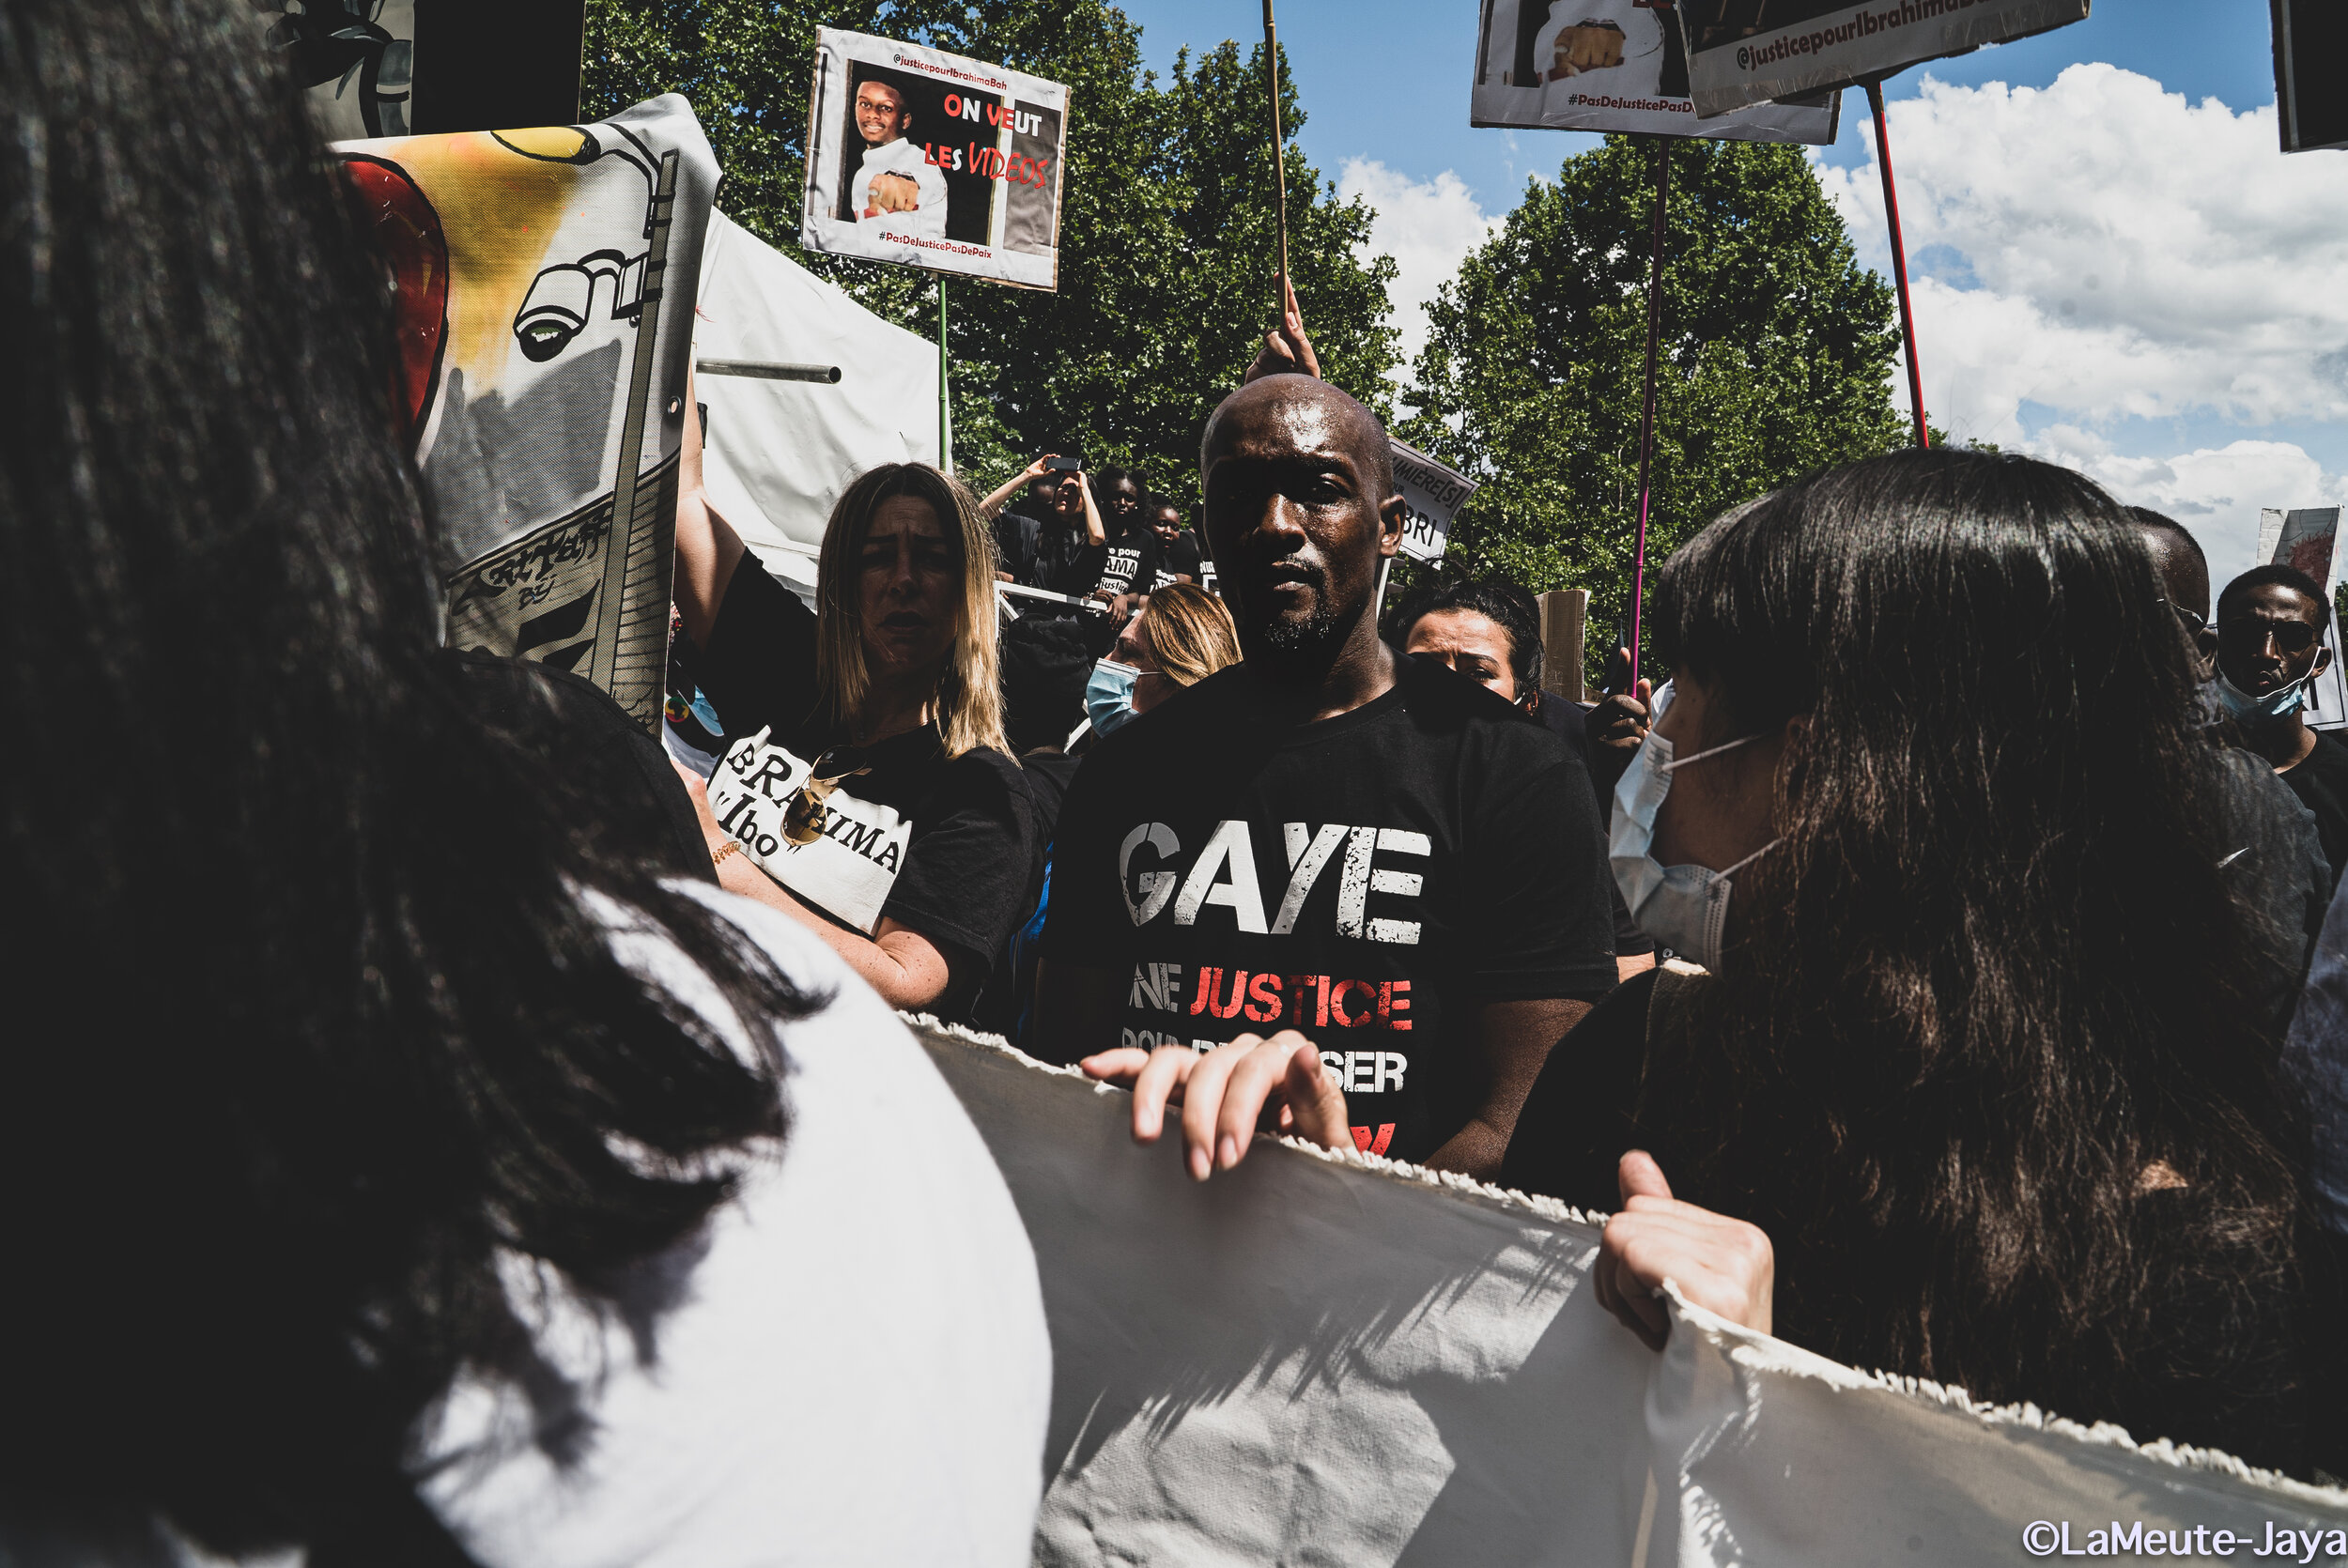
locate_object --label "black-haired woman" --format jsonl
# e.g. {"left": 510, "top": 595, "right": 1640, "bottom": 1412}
{"left": 0, "top": 2, "right": 1045, "bottom": 1558}
{"left": 1502, "top": 450, "right": 2309, "bottom": 1471}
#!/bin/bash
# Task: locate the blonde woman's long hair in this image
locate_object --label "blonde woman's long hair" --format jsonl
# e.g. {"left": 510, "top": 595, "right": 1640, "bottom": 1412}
{"left": 813, "top": 463, "right": 1009, "bottom": 759}
{"left": 1139, "top": 582, "right": 1242, "bottom": 687}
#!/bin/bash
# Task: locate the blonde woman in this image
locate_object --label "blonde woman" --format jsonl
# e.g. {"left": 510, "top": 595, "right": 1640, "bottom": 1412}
{"left": 673, "top": 396, "right": 1037, "bottom": 1019}
{"left": 1119, "top": 583, "right": 1242, "bottom": 716}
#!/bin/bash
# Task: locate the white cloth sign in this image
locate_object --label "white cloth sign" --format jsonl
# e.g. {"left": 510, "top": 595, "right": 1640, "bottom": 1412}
{"left": 692, "top": 211, "right": 942, "bottom": 596}
{"left": 708, "top": 730, "right": 911, "bottom": 933}
{"left": 910, "top": 1024, "right": 2348, "bottom": 1567}
{"left": 1390, "top": 438, "right": 1477, "bottom": 566}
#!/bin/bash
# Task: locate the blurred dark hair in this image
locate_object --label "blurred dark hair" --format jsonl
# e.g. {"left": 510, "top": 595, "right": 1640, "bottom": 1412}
{"left": 1650, "top": 448, "right": 2298, "bottom": 1423}
{"left": 0, "top": 0, "right": 811, "bottom": 1556}
{"left": 2218, "top": 563, "right": 2333, "bottom": 633}
{"left": 1395, "top": 577, "right": 1545, "bottom": 691}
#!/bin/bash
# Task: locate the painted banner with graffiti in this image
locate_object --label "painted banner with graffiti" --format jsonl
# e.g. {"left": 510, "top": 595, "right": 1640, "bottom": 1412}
{"left": 336, "top": 95, "right": 717, "bottom": 730}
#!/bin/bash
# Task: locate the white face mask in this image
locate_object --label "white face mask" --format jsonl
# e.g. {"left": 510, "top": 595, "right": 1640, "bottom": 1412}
{"left": 1609, "top": 683, "right": 1782, "bottom": 971}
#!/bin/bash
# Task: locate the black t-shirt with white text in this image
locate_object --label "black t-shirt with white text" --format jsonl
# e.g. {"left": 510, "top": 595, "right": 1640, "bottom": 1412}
{"left": 1047, "top": 525, "right": 1158, "bottom": 607}
{"left": 1041, "top": 654, "right": 1617, "bottom": 1163}
{"left": 1151, "top": 531, "right": 1204, "bottom": 591}
{"left": 693, "top": 555, "right": 1040, "bottom": 1001}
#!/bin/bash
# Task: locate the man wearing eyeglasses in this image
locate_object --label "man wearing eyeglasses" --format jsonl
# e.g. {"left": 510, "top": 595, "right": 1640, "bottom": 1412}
{"left": 2217, "top": 563, "right": 2348, "bottom": 894}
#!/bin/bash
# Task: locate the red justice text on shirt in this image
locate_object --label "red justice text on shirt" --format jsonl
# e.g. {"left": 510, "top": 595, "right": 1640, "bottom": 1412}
{"left": 1185, "top": 967, "right": 1412, "bottom": 1030}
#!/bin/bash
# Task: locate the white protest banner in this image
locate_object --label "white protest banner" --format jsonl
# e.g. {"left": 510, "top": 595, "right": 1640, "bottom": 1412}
{"left": 708, "top": 730, "right": 912, "bottom": 933}
{"left": 801, "top": 28, "right": 1069, "bottom": 291}
{"left": 1676, "top": 0, "right": 2089, "bottom": 117}
{"left": 337, "top": 96, "right": 716, "bottom": 732}
{"left": 2261, "top": 507, "right": 2348, "bottom": 734}
{"left": 1472, "top": 0, "right": 1838, "bottom": 143}
{"left": 910, "top": 1023, "right": 2348, "bottom": 1566}
{"left": 1390, "top": 438, "right": 1477, "bottom": 566}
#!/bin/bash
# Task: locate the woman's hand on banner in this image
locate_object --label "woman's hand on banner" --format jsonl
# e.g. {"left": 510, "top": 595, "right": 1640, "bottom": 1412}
{"left": 1596, "top": 1150, "right": 1775, "bottom": 1349}
{"left": 1081, "top": 1032, "right": 1351, "bottom": 1180}
{"left": 1245, "top": 278, "right": 1321, "bottom": 384}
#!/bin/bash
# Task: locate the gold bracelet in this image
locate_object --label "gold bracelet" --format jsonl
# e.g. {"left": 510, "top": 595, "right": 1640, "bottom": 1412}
{"left": 711, "top": 839, "right": 744, "bottom": 869}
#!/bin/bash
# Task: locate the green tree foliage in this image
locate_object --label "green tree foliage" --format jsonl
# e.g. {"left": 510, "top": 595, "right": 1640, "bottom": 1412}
{"left": 583, "top": 3, "right": 1397, "bottom": 500}
{"left": 1398, "top": 134, "right": 1911, "bottom": 673}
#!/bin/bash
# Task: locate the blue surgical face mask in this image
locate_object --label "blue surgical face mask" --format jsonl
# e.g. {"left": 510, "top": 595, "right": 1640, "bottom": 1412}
{"left": 1087, "top": 658, "right": 1141, "bottom": 737}
{"left": 1609, "top": 682, "right": 1782, "bottom": 971}
{"left": 2216, "top": 664, "right": 2317, "bottom": 729}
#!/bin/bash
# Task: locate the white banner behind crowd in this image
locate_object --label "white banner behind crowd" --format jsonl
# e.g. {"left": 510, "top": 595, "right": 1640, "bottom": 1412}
{"left": 912, "top": 1025, "right": 2348, "bottom": 1566}
{"left": 802, "top": 28, "right": 1069, "bottom": 290}
{"left": 693, "top": 211, "right": 942, "bottom": 598}
{"left": 1676, "top": 0, "right": 2090, "bottom": 118}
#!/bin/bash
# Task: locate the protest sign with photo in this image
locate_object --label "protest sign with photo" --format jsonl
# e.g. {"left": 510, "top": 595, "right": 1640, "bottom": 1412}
{"left": 1390, "top": 439, "right": 1478, "bottom": 566}
{"left": 336, "top": 95, "right": 717, "bottom": 731}
{"left": 801, "top": 28, "right": 1070, "bottom": 291}
{"left": 1675, "top": 0, "right": 2090, "bottom": 117}
{"left": 1471, "top": 0, "right": 1838, "bottom": 143}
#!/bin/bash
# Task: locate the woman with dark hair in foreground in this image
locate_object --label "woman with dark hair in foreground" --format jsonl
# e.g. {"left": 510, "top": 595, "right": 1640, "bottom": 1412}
{"left": 0, "top": 1, "right": 1045, "bottom": 1560}
{"left": 1504, "top": 449, "right": 2308, "bottom": 1470}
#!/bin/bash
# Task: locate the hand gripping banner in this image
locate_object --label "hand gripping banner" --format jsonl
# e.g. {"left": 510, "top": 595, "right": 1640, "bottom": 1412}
{"left": 337, "top": 96, "right": 718, "bottom": 730}
{"left": 909, "top": 1024, "right": 2348, "bottom": 1566}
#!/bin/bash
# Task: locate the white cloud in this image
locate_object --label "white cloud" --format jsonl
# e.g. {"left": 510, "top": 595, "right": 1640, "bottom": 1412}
{"left": 1818, "top": 64, "right": 2348, "bottom": 441}
{"left": 1336, "top": 158, "right": 1501, "bottom": 376}
{"left": 2024, "top": 431, "right": 2348, "bottom": 592}
{"left": 1814, "top": 62, "right": 2348, "bottom": 572}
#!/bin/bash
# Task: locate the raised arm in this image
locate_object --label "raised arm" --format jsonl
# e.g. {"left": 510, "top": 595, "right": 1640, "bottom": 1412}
{"left": 1077, "top": 470, "right": 1106, "bottom": 547}
{"left": 1244, "top": 277, "right": 1321, "bottom": 384}
{"left": 672, "top": 374, "right": 749, "bottom": 650}
{"left": 979, "top": 455, "right": 1054, "bottom": 520}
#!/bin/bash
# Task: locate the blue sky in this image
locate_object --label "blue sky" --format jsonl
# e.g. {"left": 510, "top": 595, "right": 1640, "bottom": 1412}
{"left": 1105, "top": 0, "right": 2345, "bottom": 585}
{"left": 1115, "top": 0, "right": 2278, "bottom": 202}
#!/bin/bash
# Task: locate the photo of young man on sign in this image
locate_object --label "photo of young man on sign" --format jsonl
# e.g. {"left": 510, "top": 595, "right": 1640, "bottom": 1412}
{"left": 842, "top": 70, "right": 950, "bottom": 238}
{"left": 802, "top": 27, "right": 1070, "bottom": 290}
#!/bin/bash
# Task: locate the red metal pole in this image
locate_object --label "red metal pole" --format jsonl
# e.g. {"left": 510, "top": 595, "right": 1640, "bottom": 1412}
{"left": 1628, "top": 137, "right": 1669, "bottom": 691}
{"left": 1868, "top": 77, "right": 1930, "bottom": 448}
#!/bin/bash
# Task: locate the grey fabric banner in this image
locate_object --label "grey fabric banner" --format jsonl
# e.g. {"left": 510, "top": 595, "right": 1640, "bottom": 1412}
{"left": 912, "top": 1024, "right": 2348, "bottom": 1566}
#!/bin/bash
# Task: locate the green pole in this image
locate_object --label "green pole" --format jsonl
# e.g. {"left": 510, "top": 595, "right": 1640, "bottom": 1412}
{"left": 937, "top": 277, "right": 952, "bottom": 474}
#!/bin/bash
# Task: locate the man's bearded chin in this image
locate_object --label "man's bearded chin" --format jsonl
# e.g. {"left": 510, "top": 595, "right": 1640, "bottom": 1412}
{"left": 1244, "top": 565, "right": 1363, "bottom": 669}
